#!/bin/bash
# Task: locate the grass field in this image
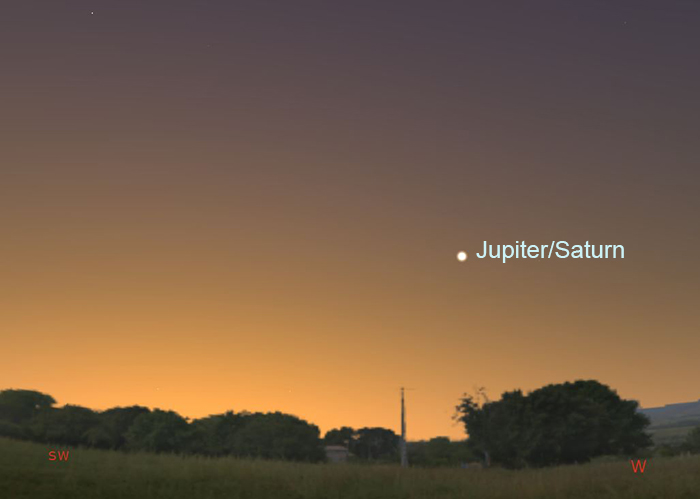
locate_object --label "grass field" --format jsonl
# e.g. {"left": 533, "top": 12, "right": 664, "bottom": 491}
{"left": 649, "top": 424, "right": 696, "bottom": 446}
{"left": 1, "top": 437, "right": 699, "bottom": 499}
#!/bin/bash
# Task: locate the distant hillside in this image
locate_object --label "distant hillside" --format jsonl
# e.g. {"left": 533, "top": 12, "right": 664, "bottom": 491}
{"left": 640, "top": 400, "right": 700, "bottom": 446}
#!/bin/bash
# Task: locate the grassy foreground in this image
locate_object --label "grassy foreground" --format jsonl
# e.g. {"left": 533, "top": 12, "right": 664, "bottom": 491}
{"left": 1, "top": 438, "right": 699, "bottom": 499}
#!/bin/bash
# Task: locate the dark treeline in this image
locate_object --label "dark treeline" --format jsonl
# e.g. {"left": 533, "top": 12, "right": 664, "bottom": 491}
{"left": 1, "top": 389, "right": 475, "bottom": 465}
{"left": 408, "top": 437, "right": 477, "bottom": 467}
{"left": 0, "top": 389, "right": 326, "bottom": 461}
{"left": 322, "top": 426, "right": 479, "bottom": 465}
{"left": 3, "top": 380, "right": 697, "bottom": 467}
{"left": 324, "top": 426, "right": 399, "bottom": 461}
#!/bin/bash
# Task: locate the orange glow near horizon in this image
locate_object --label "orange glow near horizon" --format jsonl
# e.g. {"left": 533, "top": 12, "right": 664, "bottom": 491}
{"left": 2, "top": 153, "right": 697, "bottom": 439}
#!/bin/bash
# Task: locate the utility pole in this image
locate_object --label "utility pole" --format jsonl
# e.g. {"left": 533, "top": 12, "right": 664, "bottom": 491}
{"left": 400, "top": 387, "right": 408, "bottom": 467}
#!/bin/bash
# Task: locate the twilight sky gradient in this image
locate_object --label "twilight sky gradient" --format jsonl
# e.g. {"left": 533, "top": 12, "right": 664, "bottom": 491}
{"left": 2, "top": 1, "right": 699, "bottom": 440}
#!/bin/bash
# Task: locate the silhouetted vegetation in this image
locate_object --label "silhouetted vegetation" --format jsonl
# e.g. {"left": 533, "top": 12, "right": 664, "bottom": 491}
{"left": 1, "top": 381, "right": 662, "bottom": 468}
{"left": 322, "top": 427, "right": 479, "bottom": 466}
{"left": 685, "top": 426, "right": 700, "bottom": 453}
{"left": 407, "top": 437, "right": 478, "bottom": 467}
{"left": 323, "top": 426, "right": 355, "bottom": 448}
{"left": 455, "top": 380, "right": 653, "bottom": 468}
{"left": 656, "top": 426, "right": 700, "bottom": 457}
{"left": 323, "top": 426, "right": 400, "bottom": 462}
{"left": 0, "top": 389, "right": 324, "bottom": 462}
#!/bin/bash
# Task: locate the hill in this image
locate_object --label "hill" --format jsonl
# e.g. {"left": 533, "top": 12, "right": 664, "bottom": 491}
{"left": 1, "top": 437, "right": 700, "bottom": 499}
{"left": 640, "top": 400, "right": 700, "bottom": 446}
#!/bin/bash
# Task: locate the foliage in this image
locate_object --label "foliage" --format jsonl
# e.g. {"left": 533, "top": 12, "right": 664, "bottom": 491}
{"left": 231, "top": 412, "right": 324, "bottom": 462}
{"left": 353, "top": 427, "right": 399, "bottom": 461}
{"left": 31, "top": 405, "right": 100, "bottom": 446}
{"left": 0, "top": 389, "right": 325, "bottom": 462}
{"left": 91, "top": 406, "right": 152, "bottom": 449}
{"left": 125, "top": 409, "right": 191, "bottom": 453}
{"left": 188, "top": 411, "right": 243, "bottom": 456}
{"left": 456, "top": 380, "right": 653, "bottom": 468}
{"left": 324, "top": 426, "right": 355, "bottom": 449}
{"left": 684, "top": 426, "right": 700, "bottom": 454}
{"left": 0, "top": 389, "right": 55, "bottom": 424}
{"left": 0, "top": 420, "right": 25, "bottom": 439}
{"left": 0, "top": 382, "right": 657, "bottom": 469}
{"left": 322, "top": 426, "right": 399, "bottom": 462}
{"left": 656, "top": 444, "right": 681, "bottom": 457}
{"left": 408, "top": 437, "right": 477, "bottom": 467}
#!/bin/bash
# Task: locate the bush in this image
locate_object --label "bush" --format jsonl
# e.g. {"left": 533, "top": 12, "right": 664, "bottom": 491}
{"left": 456, "top": 380, "right": 652, "bottom": 468}
{"left": 0, "top": 421, "right": 25, "bottom": 439}
{"left": 684, "top": 427, "right": 700, "bottom": 454}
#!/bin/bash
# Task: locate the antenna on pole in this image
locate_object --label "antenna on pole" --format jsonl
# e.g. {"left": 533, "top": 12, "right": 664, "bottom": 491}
{"left": 400, "top": 387, "right": 408, "bottom": 467}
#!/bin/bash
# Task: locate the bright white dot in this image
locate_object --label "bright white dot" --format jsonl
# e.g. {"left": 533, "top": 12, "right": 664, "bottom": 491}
{"left": 91, "top": 11, "right": 94, "bottom": 15}
{"left": 457, "top": 251, "right": 468, "bottom": 262}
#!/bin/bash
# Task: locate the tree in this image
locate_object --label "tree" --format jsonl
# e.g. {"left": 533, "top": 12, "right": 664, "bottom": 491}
{"left": 229, "top": 412, "right": 324, "bottom": 462}
{"left": 354, "top": 427, "right": 399, "bottom": 461}
{"left": 324, "top": 426, "right": 356, "bottom": 450}
{"left": 684, "top": 426, "right": 700, "bottom": 454}
{"left": 456, "top": 380, "right": 652, "bottom": 468}
{"left": 408, "top": 437, "right": 477, "bottom": 467}
{"left": 125, "top": 409, "right": 191, "bottom": 453}
{"left": 0, "top": 389, "right": 55, "bottom": 425}
{"left": 31, "top": 405, "right": 99, "bottom": 446}
{"left": 0, "top": 421, "right": 25, "bottom": 439}
{"left": 188, "top": 411, "right": 244, "bottom": 456}
{"left": 87, "top": 406, "right": 151, "bottom": 449}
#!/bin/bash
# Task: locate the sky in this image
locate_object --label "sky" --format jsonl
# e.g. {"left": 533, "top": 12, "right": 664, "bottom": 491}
{"left": 1, "top": 1, "right": 699, "bottom": 440}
